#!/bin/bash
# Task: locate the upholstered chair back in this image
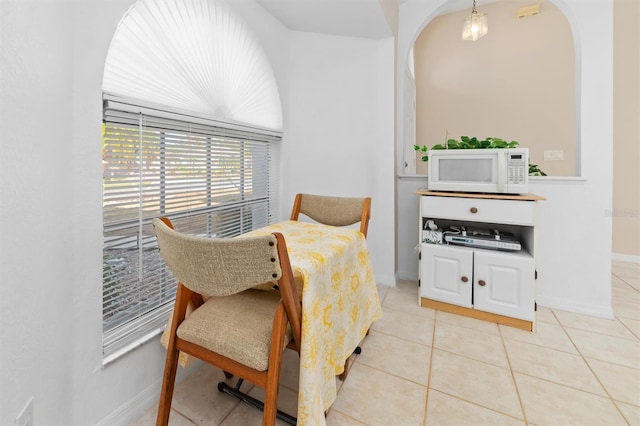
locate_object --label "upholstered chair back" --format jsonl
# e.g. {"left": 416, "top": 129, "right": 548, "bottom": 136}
{"left": 153, "top": 218, "right": 281, "bottom": 297}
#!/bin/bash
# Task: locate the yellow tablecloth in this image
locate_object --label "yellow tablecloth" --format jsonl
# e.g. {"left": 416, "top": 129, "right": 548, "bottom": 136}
{"left": 244, "top": 220, "right": 382, "bottom": 425}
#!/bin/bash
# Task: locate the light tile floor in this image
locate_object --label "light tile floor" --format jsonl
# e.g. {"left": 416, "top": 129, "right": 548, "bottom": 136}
{"left": 136, "top": 261, "right": 640, "bottom": 425}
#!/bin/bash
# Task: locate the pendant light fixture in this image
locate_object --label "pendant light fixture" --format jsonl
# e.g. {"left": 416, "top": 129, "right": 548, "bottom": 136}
{"left": 462, "top": 0, "right": 488, "bottom": 41}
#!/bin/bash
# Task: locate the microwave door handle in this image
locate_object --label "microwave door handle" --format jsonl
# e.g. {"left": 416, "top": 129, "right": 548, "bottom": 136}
{"left": 497, "top": 150, "right": 506, "bottom": 192}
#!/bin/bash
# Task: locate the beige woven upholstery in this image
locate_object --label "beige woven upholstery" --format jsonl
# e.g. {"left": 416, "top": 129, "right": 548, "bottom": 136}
{"left": 154, "top": 219, "right": 281, "bottom": 296}
{"left": 177, "top": 289, "right": 291, "bottom": 371}
{"left": 153, "top": 218, "right": 301, "bottom": 426}
{"left": 290, "top": 193, "right": 371, "bottom": 237}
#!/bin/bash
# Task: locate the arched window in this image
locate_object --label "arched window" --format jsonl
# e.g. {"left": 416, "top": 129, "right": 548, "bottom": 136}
{"left": 101, "top": 0, "right": 282, "bottom": 362}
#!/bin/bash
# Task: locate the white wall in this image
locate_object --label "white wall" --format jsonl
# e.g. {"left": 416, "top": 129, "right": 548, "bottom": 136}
{"left": 1, "top": 3, "right": 76, "bottom": 423}
{"left": 0, "top": 0, "right": 614, "bottom": 423}
{"left": 0, "top": 1, "right": 291, "bottom": 424}
{"left": 282, "top": 32, "right": 396, "bottom": 285}
{"left": 0, "top": 0, "right": 396, "bottom": 423}
{"left": 530, "top": 178, "right": 613, "bottom": 317}
{"left": 396, "top": 0, "right": 614, "bottom": 317}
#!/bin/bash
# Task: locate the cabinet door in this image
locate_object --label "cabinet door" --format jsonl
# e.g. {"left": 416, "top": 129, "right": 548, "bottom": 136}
{"left": 474, "top": 251, "right": 535, "bottom": 321}
{"left": 420, "top": 244, "right": 473, "bottom": 307}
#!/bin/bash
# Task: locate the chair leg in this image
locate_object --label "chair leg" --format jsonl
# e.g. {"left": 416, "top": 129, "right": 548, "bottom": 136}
{"left": 263, "top": 304, "right": 288, "bottom": 426}
{"left": 338, "top": 345, "right": 362, "bottom": 381}
{"left": 263, "top": 377, "right": 279, "bottom": 426}
{"left": 156, "top": 344, "right": 180, "bottom": 426}
{"left": 157, "top": 285, "right": 190, "bottom": 426}
{"left": 338, "top": 358, "right": 350, "bottom": 382}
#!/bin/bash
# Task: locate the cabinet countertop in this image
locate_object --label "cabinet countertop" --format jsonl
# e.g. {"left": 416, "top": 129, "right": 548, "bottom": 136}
{"left": 415, "top": 189, "right": 546, "bottom": 202}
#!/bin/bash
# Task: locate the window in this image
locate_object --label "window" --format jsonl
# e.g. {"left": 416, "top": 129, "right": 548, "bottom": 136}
{"left": 101, "top": 0, "right": 283, "bottom": 362}
{"left": 102, "top": 98, "right": 280, "bottom": 362}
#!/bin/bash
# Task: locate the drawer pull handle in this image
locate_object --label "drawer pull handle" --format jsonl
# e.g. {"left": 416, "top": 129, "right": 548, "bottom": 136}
{"left": 478, "top": 280, "right": 486, "bottom": 286}
{"left": 461, "top": 276, "right": 468, "bottom": 283}
{"left": 470, "top": 207, "right": 478, "bottom": 214}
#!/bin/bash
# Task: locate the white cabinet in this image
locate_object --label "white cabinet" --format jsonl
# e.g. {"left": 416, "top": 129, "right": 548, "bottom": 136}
{"left": 474, "top": 250, "right": 535, "bottom": 321}
{"left": 421, "top": 244, "right": 473, "bottom": 308}
{"left": 417, "top": 191, "right": 544, "bottom": 330}
{"left": 420, "top": 244, "right": 535, "bottom": 321}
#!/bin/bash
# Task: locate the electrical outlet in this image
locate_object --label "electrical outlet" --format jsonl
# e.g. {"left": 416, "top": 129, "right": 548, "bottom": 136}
{"left": 544, "top": 150, "right": 564, "bottom": 161}
{"left": 15, "top": 397, "right": 33, "bottom": 426}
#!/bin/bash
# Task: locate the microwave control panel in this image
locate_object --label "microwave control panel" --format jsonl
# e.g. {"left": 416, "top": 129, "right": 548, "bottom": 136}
{"left": 507, "top": 153, "right": 527, "bottom": 184}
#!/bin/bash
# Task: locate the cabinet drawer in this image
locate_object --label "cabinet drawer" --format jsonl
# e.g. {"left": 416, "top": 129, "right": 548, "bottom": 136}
{"left": 421, "top": 196, "right": 535, "bottom": 226}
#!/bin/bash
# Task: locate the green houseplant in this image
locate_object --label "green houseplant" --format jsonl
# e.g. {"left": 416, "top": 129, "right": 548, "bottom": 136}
{"left": 414, "top": 136, "right": 546, "bottom": 176}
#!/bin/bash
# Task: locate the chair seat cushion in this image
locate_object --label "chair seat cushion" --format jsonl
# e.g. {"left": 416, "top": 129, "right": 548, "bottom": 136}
{"left": 177, "top": 289, "right": 290, "bottom": 371}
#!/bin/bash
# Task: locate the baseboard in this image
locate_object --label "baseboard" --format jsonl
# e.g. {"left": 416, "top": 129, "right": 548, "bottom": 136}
{"left": 97, "top": 361, "right": 201, "bottom": 426}
{"left": 375, "top": 273, "right": 397, "bottom": 287}
{"left": 536, "top": 297, "right": 614, "bottom": 319}
{"left": 612, "top": 253, "right": 640, "bottom": 264}
{"left": 397, "top": 270, "right": 418, "bottom": 282}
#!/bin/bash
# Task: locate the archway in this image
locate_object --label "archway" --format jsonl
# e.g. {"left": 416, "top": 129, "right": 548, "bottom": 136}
{"left": 400, "top": 0, "right": 578, "bottom": 178}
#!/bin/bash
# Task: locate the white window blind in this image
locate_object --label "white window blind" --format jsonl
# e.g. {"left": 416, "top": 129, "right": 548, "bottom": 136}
{"left": 103, "top": 0, "right": 283, "bottom": 131}
{"left": 102, "top": 98, "right": 280, "bottom": 362}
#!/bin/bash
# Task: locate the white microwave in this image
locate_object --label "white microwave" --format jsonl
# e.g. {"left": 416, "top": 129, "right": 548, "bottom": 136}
{"left": 427, "top": 148, "right": 529, "bottom": 194}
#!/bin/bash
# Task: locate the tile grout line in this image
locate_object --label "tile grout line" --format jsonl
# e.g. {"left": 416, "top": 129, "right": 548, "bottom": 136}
{"left": 612, "top": 272, "right": 640, "bottom": 292}
{"left": 422, "top": 310, "right": 438, "bottom": 426}
{"left": 560, "top": 322, "right": 640, "bottom": 343}
{"left": 426, "top": 388, "right": 528, "bottom": 424}
{"left": 380, "top": 302, "right": 438, "bottom": 322}
{"left": 369, "top": 320, "right": 435, "bottom": 348}
{"left": 349, "top": 357, "right": 430, "bottom": 388}
{"left": 551, "top": 306, "right": 632, "bottom": 424}
{"left": 426, "top": 316, "right": 530, "bottom": 423}
{"left": 498, "top": 323, "right": 530, "bottom": 425}
{"left": 617, "top": 319, "right": 640, "bottom": 340}
{"left": 325, "top": 408, "right": 366, "bottom": 425}
{"left": 500, "top": 327, "right": 637, "bottom": 398}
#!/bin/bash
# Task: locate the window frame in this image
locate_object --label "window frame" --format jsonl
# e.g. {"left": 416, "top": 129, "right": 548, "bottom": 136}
{"left": 101, "top": 96, "right": 281, "bottom": 364}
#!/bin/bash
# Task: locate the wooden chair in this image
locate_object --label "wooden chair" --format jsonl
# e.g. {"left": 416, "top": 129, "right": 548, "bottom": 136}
{"left": 289, "top": 193, "right": 372, "bottom": 380}
{"left": 289, "top": 193, "right": 371, "bottom": 237}
{"left": 153, "top": 217, "right": 301, "bottom": 426}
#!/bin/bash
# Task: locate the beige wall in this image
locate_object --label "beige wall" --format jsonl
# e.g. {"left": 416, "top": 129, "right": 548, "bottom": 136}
{"left": 414, "top": 0, "right": 575, "bottom": 177}
{"left": 613, "top": 0, "right": 640, "bottom": 257}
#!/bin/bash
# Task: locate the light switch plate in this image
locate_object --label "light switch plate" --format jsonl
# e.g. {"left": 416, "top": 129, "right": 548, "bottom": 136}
{"left": 544, "top": 150, "right": 564, "bottom": 161}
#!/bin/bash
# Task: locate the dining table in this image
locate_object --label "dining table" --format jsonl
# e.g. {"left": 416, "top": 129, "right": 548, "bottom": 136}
{"left": 242, "top": 220, "right": 383, "bottom": 426}
{"left": 160, "top": 219, "right": 382, "bottom": 425}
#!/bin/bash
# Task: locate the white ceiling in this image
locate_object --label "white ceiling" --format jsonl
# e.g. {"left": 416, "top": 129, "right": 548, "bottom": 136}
{"left": 255, "top": 0, "right": 393, "bottom": 39}
{"left": 255, "top": 0, "right": 499, "bottom": 39}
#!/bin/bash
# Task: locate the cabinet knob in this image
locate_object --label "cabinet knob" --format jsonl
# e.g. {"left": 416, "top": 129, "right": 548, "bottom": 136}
{"left": 470, "top": 207, "right": 478, "bottom": 214}
{"left": 461, "top": 276, "right": 468, "bottom": 283}
{"left": 478, "top": 280, "right": 486, "bottom": 286}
